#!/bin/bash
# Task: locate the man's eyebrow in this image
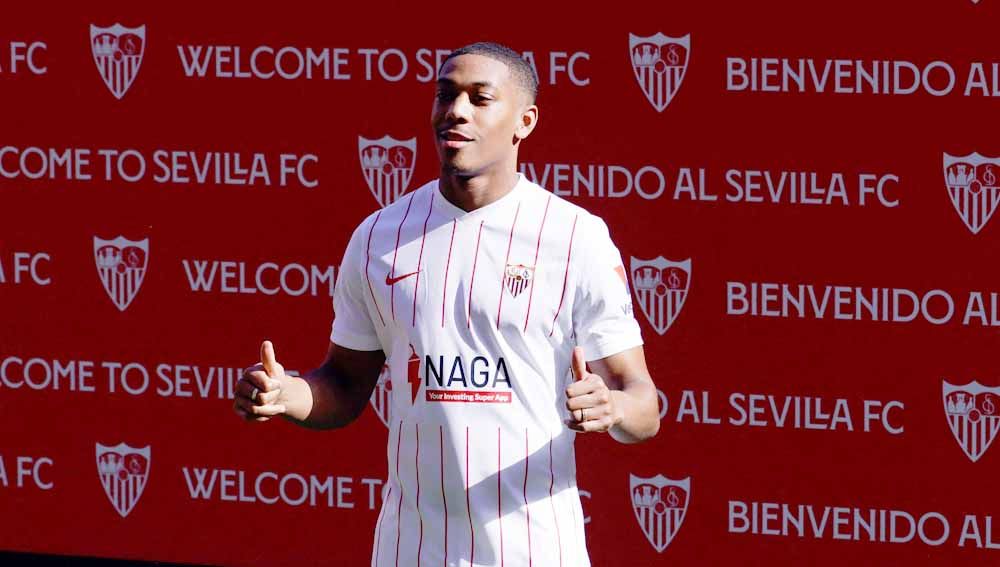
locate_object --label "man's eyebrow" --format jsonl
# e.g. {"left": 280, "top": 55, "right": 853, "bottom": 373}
{"left": 435, "top": 78, "right": 498, "bottom": 89}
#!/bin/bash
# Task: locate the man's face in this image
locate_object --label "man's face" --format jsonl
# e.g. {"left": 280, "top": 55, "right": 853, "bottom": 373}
{"left": 431, "top": 54, "right": 528, "bottom": 176}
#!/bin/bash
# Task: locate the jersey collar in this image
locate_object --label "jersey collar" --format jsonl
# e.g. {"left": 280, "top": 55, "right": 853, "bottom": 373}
{"left": 433, "top": 173, "right": 527, "bottom": 222}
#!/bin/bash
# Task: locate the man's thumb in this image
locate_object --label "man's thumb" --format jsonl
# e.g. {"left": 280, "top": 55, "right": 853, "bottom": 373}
{"left": 261, "top": 340, "right": 279, "bottom": 377}
{"left": 571, "top": 346, "right": 587, "bottom": 381}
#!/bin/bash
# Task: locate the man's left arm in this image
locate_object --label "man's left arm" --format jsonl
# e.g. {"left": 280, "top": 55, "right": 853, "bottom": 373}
{"left": 566, "top": 345, "right": 660, "bottom": 443}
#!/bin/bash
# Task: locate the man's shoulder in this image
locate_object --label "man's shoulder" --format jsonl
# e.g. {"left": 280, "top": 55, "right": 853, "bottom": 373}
{"left": 351, "top": 179, "right": 437, "bottom": 235}
{"left": 520, "top": 177, "right": 606, "bottom": 231}
{"left": 381, "top": 179, "right": 436, "bottom": 215}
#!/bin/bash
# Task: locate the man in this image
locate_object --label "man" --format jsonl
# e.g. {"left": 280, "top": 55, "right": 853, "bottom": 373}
{"left": 234, "top": 42, "right": 660, "bottom": 566}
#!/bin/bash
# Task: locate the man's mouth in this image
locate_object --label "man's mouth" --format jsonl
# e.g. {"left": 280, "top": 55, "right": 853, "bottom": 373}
{"left": 439, "top": 130, "right": 474, "bottom": 148}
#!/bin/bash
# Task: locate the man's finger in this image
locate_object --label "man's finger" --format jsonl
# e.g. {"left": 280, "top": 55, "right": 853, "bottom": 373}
{"left": 237, "top": 373, "right": 261, "bottom": 399}
{"left": 233, "top": 404, "right": 267, "bottom": 421}
{"left": 571, "top": 347, "right": 587, "bottom": 381}
{"left": 237, "top": 378, "right": 281, "bottom": 404}
{"left": 240, "top": 368, "right": 280, "bottom": 394}
{"left": 250, "top": 404, "right": 286, "bottom": 417}
{"left": 261, "top": 340, "right": 279, "bottom": 377}
{"left": 565, "top": 416, "right": 615, "bottom": 433}
{"left": 257, "top": 388, "right": 282, "bottom": 405}
{"left": 566, "top": 392, "right": 611, "bottom": 413}
{"left": 234, "top": 395, "right": 286, "bottom": 417}
{"left": 239, "top": 409, "right": 270, "bottom": 422}
{"left": 565, "top": 378, "right": 601, "bottom": 399}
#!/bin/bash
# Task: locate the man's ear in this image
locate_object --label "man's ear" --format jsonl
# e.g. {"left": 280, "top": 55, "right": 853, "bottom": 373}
{"left": 515, "top": 104, "right": 539, "bottom": 141}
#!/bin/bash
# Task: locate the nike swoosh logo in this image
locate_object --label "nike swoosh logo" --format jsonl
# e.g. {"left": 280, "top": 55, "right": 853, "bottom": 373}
{"left": 385, "top": 271, "right": 420, "bottom": 286}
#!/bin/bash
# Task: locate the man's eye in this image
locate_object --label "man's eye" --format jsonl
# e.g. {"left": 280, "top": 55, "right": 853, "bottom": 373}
{"left": 436, "top": 91, "right": 456, "bottom": 101}
{"left": 474, "top": 95, "right": 493, "bottom": 104}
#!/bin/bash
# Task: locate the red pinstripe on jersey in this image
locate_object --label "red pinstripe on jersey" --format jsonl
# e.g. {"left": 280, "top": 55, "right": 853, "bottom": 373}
{"left": 375, "top": 485, "right": 391, "bottom": 567}
{"left": 365, "top": 210, "right": 386, "bottom": 326}
{"left": 497, "top": 427, "right": 505, "bottom": 567}
{"left": 389, "top": 193, "right": 416, "bottom": 321}
{"left": 523, "top": 195, "right": 552, "bottom": 332}
{"left": 549, "top": 436, "right": 563, "bottom": 567}
{"left": 467, "top": 221, "right": 485, "bottom": 328}
{"left": 439, "top": 426, "right": 448, "bottom": 567}
{"left": 523, "top": 428, "right": 533, "bottom": 566}
{"left": 496, "top": 202, "right": 523, "bottom": 328}
{"left": 465, "top": 427, "right": 475, "bottom": 565}
{"left": 415, "top": 423, "right": 424, "bottom": 565}
{"left": 412, "top": 195, "right": 434, "bottom": 326}
{"left": 441, "top": 220, "right": 457, "bottom": 328}
{"left": 395, "top": 421, "right": 404, "bottom": 567}
{"left": 549, "top": 214, "right": 579, "bottom": 337}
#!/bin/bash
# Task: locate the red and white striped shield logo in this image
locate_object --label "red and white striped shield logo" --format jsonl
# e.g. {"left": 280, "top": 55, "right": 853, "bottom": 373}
{"left": 943, "top": 152, "right": 1000, "bottom": 235}
{"left": 629, "top": 257, "right": 690, "bottom": 335}
{"left": 628, "top": 32, "right": 690, "bottom": 113}
{"left": 369, "top": 345, "right": 420, "bottom": 427}
{"left": 630, "top": 474, "right": 690, "bottom": 553}
{"left": 504, "top": 263, "right": 535, "bottom": 298}
{"left": 96, "top": 443, "right": 150, "bottom": 518}
{"left": 943, "top": 380, "right": 1000, "bottom": 462}
{"left": 94, "top": 236, "right": 149, "bottom": 311}
{"left": 90, "top": 24, "right": 146, "bottom": 100}
{"left": 370, "top": 364, "right": 393, "bottom": 427}
{"left": 358, "top": 135, "right": 417, "bottom": 207}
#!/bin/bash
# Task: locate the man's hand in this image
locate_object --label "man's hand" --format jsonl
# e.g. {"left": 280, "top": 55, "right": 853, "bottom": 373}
{"left": 233, "top": 340, "right": 289, "bottom": 422}
{"left": 565, "top": 346, "right": 624, "bottom": 433}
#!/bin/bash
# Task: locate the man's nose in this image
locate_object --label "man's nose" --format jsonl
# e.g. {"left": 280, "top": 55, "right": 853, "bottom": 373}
{"left": 445, "top": 92, "right": 473, "bottom": 123}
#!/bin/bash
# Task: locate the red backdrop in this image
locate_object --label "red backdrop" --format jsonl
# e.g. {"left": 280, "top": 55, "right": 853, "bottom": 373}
{"left": 2, "top": 1, "right": 999, "bottom": 565}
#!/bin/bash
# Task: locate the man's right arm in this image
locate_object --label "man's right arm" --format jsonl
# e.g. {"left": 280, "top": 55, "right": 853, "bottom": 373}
{"left": 234, "top": 340, "right": 384, "bottom": 429}
{"left": 280, "top": 342, "right": 385, "bottom": 429}
{"left": 234, "top": 215, "right": 385, "bottom": 428}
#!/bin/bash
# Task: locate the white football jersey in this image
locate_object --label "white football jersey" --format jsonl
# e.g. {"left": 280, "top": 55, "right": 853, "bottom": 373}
{"left": 331, "top": 174, "right": 643, "bottom": 567}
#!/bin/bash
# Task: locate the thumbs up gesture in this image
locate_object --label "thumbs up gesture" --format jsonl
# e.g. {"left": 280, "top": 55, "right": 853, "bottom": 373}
{"left": 233, "top": 340, "right": 288, "bottom": 422}
{"left": 565, "top": 346, "right": 622, "bottom": 433}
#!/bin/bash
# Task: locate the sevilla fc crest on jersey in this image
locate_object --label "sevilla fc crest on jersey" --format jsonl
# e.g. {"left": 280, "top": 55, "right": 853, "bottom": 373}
{"left": 358, "top": 135, "right": 417, "bottom": 207}
{"left": 628, "top": 32, "right": 690, "bottom": 112}
{"left": 94, "top": 236, "right": 149, "bottom": 312}
{"left": 96, "top": 442, "right": 151, "bottom": 518}
{"left": 630, "top": 474, "right": 690, "bottom": 553}
{"left": 943, "top": 152, "right": 1000, "bottom": 235}
{"left": 943, "top": 380, "right": 1000, "bottom": 462}
{"left": 629, "top": 257, "right": 690, "bottom": 335}
{"left": 504, "top": 263, "right": 535, "bottom": 298}
{"left": 90, "top": 23, "right": 146, "bottom": 100}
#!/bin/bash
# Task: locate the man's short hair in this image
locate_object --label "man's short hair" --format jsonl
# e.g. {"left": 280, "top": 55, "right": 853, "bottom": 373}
{"left": 440, "top": 41, "right": 539, "bottom": 103}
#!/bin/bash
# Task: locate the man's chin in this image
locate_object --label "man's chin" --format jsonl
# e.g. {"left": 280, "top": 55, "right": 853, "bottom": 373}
{"left": 440, "top": 159, "right": 477, "bottom": 176}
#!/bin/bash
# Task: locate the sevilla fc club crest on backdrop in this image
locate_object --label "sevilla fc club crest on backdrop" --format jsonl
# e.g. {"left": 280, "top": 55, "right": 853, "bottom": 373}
{"left": 94, "top": 236, "right": 149, "bottom": 312}
{"left": 630, "top": 474, "right": 690, "bottom": 553}
{"left": 96, "top": 443, "right": 151, "bottom": 518}
{"left": 943, "top": 152, "right": 1000, "bottom": 235}
{"left": 369, "top": 345, "right": 420, "bottom": 426}
{"left": 943, "top": 380, "right": 1000, "bottom": 462}
{"left": 90, "top": 23, "right": 146, "bottom": 100}
{"left": 504, "top": 263, "right": 535, "bottom": 298}
{"left": 629, "top": 257, "right": 691, "bottom": 335}
{"left": 358, "top": 135, "right": 417, "bottom": 207}
{"left": 628, "top": 32, "right": 690, "bottom": 112}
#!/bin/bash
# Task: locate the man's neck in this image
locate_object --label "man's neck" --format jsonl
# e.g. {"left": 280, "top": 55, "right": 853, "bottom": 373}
{"left": 438, "top": 167, "right": 520, "bottom": 212}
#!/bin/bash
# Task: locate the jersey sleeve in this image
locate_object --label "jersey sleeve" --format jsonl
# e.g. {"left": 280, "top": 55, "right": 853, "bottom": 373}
{"left": 330, "top": 215, "right": 383, "bottom": 351}
{"left": 571, "top": 214, "right": 644, "bottom": 361}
